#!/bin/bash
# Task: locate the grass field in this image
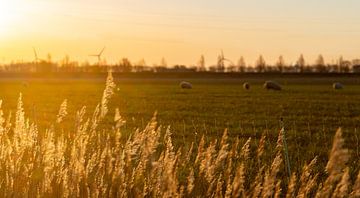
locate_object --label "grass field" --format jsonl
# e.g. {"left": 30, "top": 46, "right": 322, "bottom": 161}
{"left": 0, "top": 74, "right": 359, "bottom": 171}
{"left": 0, "top": 73, "right": 359, "bottom": 196}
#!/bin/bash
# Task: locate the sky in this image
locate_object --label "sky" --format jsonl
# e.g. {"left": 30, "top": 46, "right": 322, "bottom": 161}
{"left": 0, "top": 0, "right": 360, "bottom": 66}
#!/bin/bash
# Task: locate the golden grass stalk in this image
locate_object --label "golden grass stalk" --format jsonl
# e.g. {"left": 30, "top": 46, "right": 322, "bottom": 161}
{"left": 317, "top": 128, "right": 350, "bottom": 197}
{"left": 350, "top": 171, "right": 360, "bottom": 197}
{"left": 56, "top": 99, "right": 68, "bottom": 123}
{"left": 332, "top": 167, "right": 350, "bottom": 197}
{"left": 285, "top": 173, "right": 297, "bottom": 198}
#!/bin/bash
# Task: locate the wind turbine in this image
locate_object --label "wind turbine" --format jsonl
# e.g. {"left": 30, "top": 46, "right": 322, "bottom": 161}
{"left": 32, "top": 47, "right": 46, "bottom": 63}
{"left": 89, "top": 47, "right": 106, "bottom": 65}
{"left": 220, "top": 50, "right": 235, "bottom": 66}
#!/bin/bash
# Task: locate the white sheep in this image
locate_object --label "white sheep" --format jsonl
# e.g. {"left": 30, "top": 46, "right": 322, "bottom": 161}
{"left": 333, "top": 82, "right": 344, "bottom": 90}
{"left": 263, "top": 81, "right": 282, "bottom": 91}
{"left": 180, "top": 81, "right": 192, "bottom": 89}
{"left": 243, "top": 82, "right": 250, "bottom": 90}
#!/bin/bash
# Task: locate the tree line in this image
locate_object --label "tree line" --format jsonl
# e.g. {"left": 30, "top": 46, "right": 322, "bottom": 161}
{"left": 1, "top": 54, "right": 360, "bottom": 73}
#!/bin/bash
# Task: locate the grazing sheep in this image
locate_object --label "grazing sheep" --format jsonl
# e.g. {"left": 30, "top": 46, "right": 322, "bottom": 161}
{"left": 243, "top": 82, "right": 250, "bottom": 90}
{"left": 263, "top": 81, "right": 282, "bottom": 91}
{"left": 333, "top": 82, "right": 344, "bottom": 90}
{"left": 180, "top": 81, "right": 192, "bottom": 89}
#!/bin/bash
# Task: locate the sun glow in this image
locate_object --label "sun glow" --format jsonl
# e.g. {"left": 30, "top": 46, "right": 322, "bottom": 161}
{"left": 0, "top": 1, "right": 22, "bottom": 36}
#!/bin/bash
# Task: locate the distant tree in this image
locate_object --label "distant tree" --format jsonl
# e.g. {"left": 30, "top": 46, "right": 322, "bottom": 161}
{"left": 154, "top": 66, "right": 168, "bottom": 72}
{"left": 337, "top": 56, "right": 343, "bottom": 73}
{"left": 173, "top": 65, "right": 193, "bottom": 72}
{"left": 226, "top": 65, "right": 236, "bottom": 73}
{"left": 188, "top": 66, "right": 198, "bottom": 72}
{"left": 337, "top": 56, "right": 351, "bottom": 73}
{"left": 216, "top": 55, "right": 225, "bottom": 72}
{"left": 81, "top": 60, "right": 90, "bottom": 68}
{"left": 160, "top": 57, "right": 167, "bottom": 67}
{"left": 276, "top": 55, "right": 285, "bottom": 73}
{"left": 61, "top": 55, "right": 72, "bottom": 72}
{"left": 316, "top": 54, "right": 325, "bottom": 66}
{"left": 33, "top": 52, "right": 54, "bottom": 72}
{"left": 47, "top": 53, "right": 52, "bottom": 63}
{"left": 137, "top": 58, "right": 146, "bottom": 67}
{"left": 133, "top": 58, "right": 146, "bottom": 72}
{"left": 296, "top": 54, "right": 305, "bottom": 73}
{"left": 61, "top": 55, "right": 70, "bottom": 67}
{"left": 119, "top": 58, "right": 132, "bottom": 72}
{"left": 209, "top": 66, "right": 217, "bottom": 72}
{"left": 121, "top": 58, "right": 132, "bottom": 67}
{"left": 197, "top": 55, "right": 206, "bottom": 72}
{"left": 255, "top": 55, "right": 266, "bottom": 73}
{"left": 237, "top": 56, "right": 246, "bottom": 72}
{"left": 315, "top": 54, "right": 327, "bottom": 73}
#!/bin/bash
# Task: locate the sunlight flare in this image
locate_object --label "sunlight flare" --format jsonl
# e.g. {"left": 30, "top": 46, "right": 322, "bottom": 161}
{"left": 0, "top": 0, "right": 22, "bottom": 35}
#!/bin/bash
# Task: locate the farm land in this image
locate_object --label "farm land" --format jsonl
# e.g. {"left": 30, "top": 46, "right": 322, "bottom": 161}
{"left": 0, "top": 72, "right": 359, "bottom": 170}
{"left": 0, "top": 72, "right": 359, "bottom": 196}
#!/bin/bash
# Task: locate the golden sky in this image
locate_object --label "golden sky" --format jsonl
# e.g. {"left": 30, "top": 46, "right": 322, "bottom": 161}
{"left": 0, "top": 0, "right": 360, "bottom": 66}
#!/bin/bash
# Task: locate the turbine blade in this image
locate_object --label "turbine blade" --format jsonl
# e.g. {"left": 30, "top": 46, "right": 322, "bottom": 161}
{"left": 224, "top": 58, "right": 235, "bottom": 66}
{"left": 99, "top": 46, "right": 105, "bottom": 56}
{"left": 33, "top": 47, "right": 38, "bottom": 60}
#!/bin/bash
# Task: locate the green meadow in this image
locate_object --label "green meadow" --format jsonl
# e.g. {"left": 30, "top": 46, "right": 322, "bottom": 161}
{"left": 0, "top": 74, "right": 359, "bottom": 172}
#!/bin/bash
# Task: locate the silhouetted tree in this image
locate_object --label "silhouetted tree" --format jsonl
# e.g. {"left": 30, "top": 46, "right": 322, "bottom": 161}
{"left": 197, "top": 55, "right": 206, "bottom": 72}
{"left": 154, "top": 66, "right": 168, "bottom": 72}
{"left": 160, "top": 57, "right": 167, "bottom": 67}
{"left": 337, "top": 56, "right": 350, "bottom": 73}
{"left": 133, "top": 58, "right": 146, "bottom": 72}
{"left": 209, "top": 66, "right": 217, "bottom": 72}
{"left": 61, "top": 55, "right": 80, "bottom": 72}
{"left": 119, "top": 58, "right": 132, "bottom": 72}
{"left": 188, "top": 66, "right": 198, "bottom": 72}
{"left": 237, "top": 56, "right": 246, "bottom": 72}
{"left": 81, "top": 60, "right": 90, "bottom": 72}
{"left": 337, "top": 56, "right": 344, "bottom": 73}
{"left": 315, "top": 54, "right": 327, "bottom": 73}
{"left": 137, "top": 59, "right": 146, "bottom": 67}
{"left": 63, "top": 55, "right": 70, "bottom": 66}
{"left": 47, "top": 53, "right": 52, "bottom": 63}
{"left": 226, "top": 65, "right": 236, "bottom": 72}
{"left": 342, "top": 61, "right": 351, "bottom": 73}
{"left": 276, "top": 55, "right": 285, "bottom": 73}
{"left": 255, "top": 55, "right": 266, "bottom": 73}
{"left": 33, "top": 52, "right": 55, "bottom": 72}
{"left": 173, "top": 65, "right": 194, "bottom": 72}
{"left": 296, "top": 54, "right": 305, "bottom": 73}
{"left": 216, "top": 55, "right": 225, "bottom": 72}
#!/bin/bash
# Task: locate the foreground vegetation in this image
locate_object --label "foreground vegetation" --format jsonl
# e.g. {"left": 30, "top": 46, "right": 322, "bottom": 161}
{"left": 0, "top": 72, "right": 358, "bottom": 197}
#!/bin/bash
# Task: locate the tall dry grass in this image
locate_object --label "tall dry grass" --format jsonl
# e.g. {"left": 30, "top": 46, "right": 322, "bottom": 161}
{"left": 0, "top": 71, "right": 358, "bottom": 197}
